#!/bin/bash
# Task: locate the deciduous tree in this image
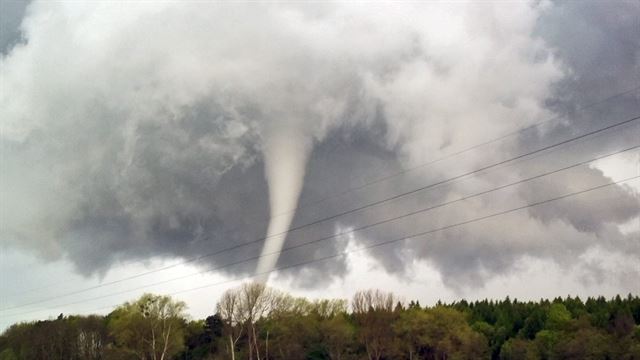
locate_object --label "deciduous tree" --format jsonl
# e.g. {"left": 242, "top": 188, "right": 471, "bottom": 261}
{"left": 108, "top": 293, "right": 187, "bottom": 360}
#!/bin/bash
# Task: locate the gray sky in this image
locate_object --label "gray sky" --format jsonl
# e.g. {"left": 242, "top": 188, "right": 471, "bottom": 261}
{"left": 1, "top": 1, "right": 639, "bottom": 330}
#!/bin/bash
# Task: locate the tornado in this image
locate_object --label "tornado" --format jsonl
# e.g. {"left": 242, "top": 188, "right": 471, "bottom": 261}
{"left": 255, "top": 124, "right": 310, "bottom": 283}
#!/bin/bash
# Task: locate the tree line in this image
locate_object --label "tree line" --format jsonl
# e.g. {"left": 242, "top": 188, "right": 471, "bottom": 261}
{"left": 1, "top": 283, "right": 639, "bottom": 359}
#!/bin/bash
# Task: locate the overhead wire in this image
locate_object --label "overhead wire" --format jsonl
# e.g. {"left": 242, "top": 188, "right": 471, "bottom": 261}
{"left": 7, "top": 86, "right": 639, "bottom": 299}
{"left": 3, "top": 142, "right": 638, "bottom": 316}
{"left": 3, "top": 112, "right": 639, "bottom": 308}
{"left": 8, "top": 173, "right": 638, "bottom": 319}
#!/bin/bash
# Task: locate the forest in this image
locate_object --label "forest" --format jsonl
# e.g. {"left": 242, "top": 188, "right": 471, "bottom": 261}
{"left": 1, "top": 283, "right": 639, "bottom": 360}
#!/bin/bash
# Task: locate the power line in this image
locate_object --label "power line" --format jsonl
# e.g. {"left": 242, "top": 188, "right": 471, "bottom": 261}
{"left": 290, "top": 86, "right": 640, "bottom": 214}
{"left": 170, "top": 176, "right": 640, "bottom": 296}
{"left": 6, "top": 88, "right": 638, "bottom": 299}
{"left": 9, "top": 174, "right": 639, "bottom": 319}
{"left": 5, "top": 143, "right": 639, "bottom": 311}
{"left": 3, "top": 144, "right": 638, "bottom": 315}
{"left": 4, "top": 113, "right": 639, "bottom": 306}
{"left": 192, "top": 86, "right": 640, "bottom": 245}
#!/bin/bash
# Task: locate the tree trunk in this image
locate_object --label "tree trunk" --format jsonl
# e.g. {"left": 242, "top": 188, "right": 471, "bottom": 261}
{"left": 253, "top": 325, "right": 261, "bottom": 360}
{"left": 151, "top": 327, "right": 157, "bottom": 360}
{"left": 228, "top": 335, "right": 236, "bottom": 360}
{"left": 248, "top": 322, "right": 253, "bottom": 360}
{"left": 160, "top": 323, "right": 172, "bottom": 360}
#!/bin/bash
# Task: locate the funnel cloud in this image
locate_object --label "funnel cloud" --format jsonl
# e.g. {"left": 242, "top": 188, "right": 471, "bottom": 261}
{"left": 256, "top": 124, "right": 311, "bottom": 283}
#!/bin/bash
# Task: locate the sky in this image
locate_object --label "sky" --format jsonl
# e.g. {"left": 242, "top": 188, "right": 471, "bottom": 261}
{"left": 0, "top": 0, "right": 639, "bottom": 330}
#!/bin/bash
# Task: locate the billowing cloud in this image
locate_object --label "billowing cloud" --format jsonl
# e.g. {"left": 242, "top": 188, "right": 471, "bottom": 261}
{"left": 1, "top": 0, "right": 638, "bottom": 292}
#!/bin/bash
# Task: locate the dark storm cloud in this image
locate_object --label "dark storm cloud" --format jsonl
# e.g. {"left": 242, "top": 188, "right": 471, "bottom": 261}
{"left": 521, "top": 165, "right": 639, "bottom": 233}
{"left": 1, "top": 1, "right": 638, "bottom": 291}
{"left": 344, "top": 134, "right": 639, "bottom": 291}
{"left": 536, "top": 0, "right": 640, "bottom": 105}
{"left": 0, "top": 0, "right": 29, "bottom": 55}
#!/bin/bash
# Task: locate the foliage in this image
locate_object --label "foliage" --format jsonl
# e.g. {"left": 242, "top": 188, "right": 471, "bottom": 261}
{"left": 1, "top": 288, "right": 640, "bottom": 359}
{"left": 106, "top": 293, "right": 188, "bottom": 360}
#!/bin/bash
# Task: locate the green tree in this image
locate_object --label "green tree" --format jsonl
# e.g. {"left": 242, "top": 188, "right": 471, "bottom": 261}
{"left": 394, "top": 306, "right": 489, "bottom": 360}
{"left": 0, "top": 349, "right": 17, "bottom": 360}
{"left": 520, "top": 308, "right": 546, "bottom": 340}
{"left": 108, "top": 293, "right": 187, "bottom": 360}
{"left": 499, "top": 338, "right": 538, "bottom": 360}
{"left": 553, "top": 319, "right": 610, "bottom": 360}
{"left": 534, "top": 330, "right": 559, "bottom": 360}
{"left": 177, "top": 315, "right": 224, "bottom": 359}
{"left": 546, "top": 303, "right": 572, "bottom": 331}
{"left": 319, "top": 313, "right": 354, "bottom": 360}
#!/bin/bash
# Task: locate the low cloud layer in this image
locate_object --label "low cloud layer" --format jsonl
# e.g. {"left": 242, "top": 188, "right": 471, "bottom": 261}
{"left": 1, "top": 1, "right": 638, "bottom": 291}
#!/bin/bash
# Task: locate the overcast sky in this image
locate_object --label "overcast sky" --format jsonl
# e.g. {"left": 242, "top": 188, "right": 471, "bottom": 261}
{"left": 1, "top": 0, "right": 639, "bottom": 330}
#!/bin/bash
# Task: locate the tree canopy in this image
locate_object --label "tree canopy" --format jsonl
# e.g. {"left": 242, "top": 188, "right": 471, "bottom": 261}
{"left": 1, "top": 287, "right": 639, "bottom": 359}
